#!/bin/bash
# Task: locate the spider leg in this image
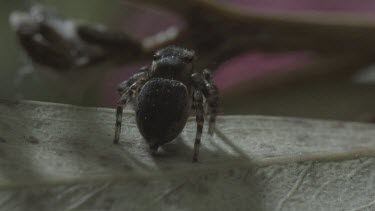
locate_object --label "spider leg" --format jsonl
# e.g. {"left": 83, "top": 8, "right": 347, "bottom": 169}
{"left": 192, "top": 71, "right": 220, "bottom": 135}
{"left": 193, "top": 90, "right": 204, "bottom": 162}
{"left": 117, "top": 67, "right": 149, "bottom": 95}
{"left": 203, "top": 69, "right": 219, "bottom": 135}
{"left": 114, "top": 104, "right": 124, "bottom": 144}
{"left": 114, "top": 91, "right": 131, "bottom": 144}
{"left": 114, "top": 72, "right": 149, "bottom": 144}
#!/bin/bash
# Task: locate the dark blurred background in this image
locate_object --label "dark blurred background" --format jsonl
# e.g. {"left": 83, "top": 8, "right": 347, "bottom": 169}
{"left": 2, "top": 0, "right": 375, "bottom": 122}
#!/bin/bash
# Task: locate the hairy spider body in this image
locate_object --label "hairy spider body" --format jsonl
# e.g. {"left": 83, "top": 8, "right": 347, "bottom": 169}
{"left": 114, "top": 46, "right": 219, "bottom": 162}
{"left": 136, "top": 78, "right": 191, "bottom": 151}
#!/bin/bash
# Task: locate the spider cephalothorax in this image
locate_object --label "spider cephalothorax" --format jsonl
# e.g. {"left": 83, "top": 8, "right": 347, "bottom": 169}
{"left": 114, "top": 46, "right": 219, "bottom": 162}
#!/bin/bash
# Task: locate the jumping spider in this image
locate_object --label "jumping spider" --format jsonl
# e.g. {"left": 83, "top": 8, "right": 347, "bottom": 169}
{"left": 114, "top": 46, "right": 219, "bottom": 162}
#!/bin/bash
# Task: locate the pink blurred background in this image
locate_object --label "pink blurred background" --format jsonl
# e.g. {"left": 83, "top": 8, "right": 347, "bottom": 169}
{"left": 100, "top": 0, "right": 375, "bottom": 107}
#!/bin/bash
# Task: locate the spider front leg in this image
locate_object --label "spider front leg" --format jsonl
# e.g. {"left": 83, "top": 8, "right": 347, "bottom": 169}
{"left": 117, "top": 67, "right": 149, "bottom": 95}
{"left": 114, "top": 72, "right": 149, "bottom": 144}
{"left": 114, "top": 90, "right": 132, "bottom": 144}
{"left": 193, "top": 90, "right": 204, "bottom": 162}
{"left": 203, "top": 69, "right": 220, "bottom": 135}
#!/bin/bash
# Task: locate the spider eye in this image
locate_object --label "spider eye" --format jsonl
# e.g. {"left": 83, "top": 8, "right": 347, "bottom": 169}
{"left": 153, "top": 54, "right": 161, "bottom": 60}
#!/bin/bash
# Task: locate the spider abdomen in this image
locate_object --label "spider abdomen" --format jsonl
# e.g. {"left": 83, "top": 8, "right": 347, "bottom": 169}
{"left": 136, "top": 78, "right": 192, "bottom": 150}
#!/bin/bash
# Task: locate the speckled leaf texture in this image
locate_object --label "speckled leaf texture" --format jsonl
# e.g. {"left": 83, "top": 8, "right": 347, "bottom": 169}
{"left": 0, "top": 100, "right": 374, "bottom": 211}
